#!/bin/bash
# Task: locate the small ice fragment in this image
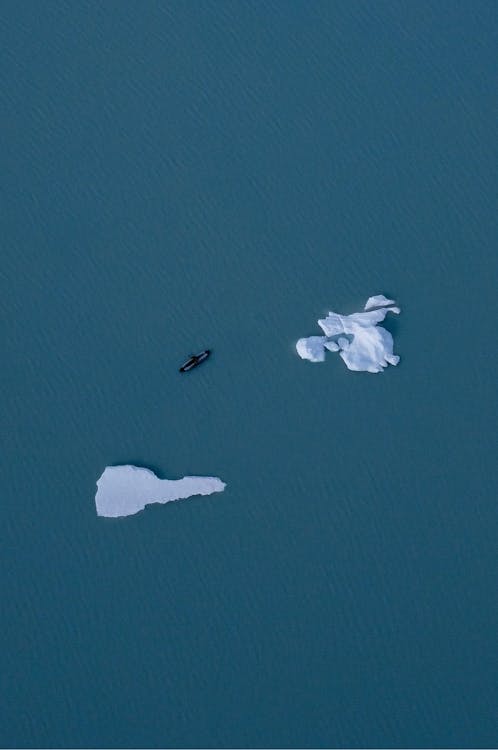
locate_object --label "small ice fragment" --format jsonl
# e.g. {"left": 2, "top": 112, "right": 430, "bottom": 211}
{"left": 364, "top": 294, "right": 396, "bottom": 310}
{"left": 324, "top": 340, "right": 340, "bottom": 352}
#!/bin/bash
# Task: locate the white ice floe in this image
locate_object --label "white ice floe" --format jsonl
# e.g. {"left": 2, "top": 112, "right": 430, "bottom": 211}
{"left": 95, "top": 465, "right": 226, "bottom": 518}
{"left": 364, "top": 294, "right": 396, "bottom": 311}
{"left": 295, "top": 335, "right": 327, "bottom": 362}
{"left": 297, "top": 295, "right": 400, "bottom": 373}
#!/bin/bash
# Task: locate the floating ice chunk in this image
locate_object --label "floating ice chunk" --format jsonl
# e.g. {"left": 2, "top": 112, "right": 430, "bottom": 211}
{"left": 296, "top": 296, "right": 400, "bottom": 373}
{"left": 95, "top": 465, "right": 226, "bottom": 518}
{"left": 324, "top": 340, "right": 340, "bottom": 352}
{"left": 296, "top": 336, "right": 327, "bottom": 362}
{"left": 364, "top": 294, "right": 396, "bottom": 310}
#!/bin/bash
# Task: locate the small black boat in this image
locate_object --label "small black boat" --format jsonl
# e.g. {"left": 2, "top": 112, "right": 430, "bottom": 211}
{"left": 179, "top": 349, "right": 211, "bottom": 373}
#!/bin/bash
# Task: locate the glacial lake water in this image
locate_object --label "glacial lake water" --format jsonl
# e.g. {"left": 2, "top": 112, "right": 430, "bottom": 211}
{"left": 2, "top": 1, "right": 497, "bottom": 747}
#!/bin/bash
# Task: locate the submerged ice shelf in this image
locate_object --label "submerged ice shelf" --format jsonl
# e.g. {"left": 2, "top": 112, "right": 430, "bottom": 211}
{"left": 95, "top": 465, "right": 226, "bottom": 518}
{"left": 296, "top": 295, "right": 400, "bottom": 373}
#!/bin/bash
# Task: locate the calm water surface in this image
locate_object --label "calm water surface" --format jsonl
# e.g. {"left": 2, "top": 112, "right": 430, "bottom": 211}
{"left": 2, "top": 1, "right": 497, "bottom": 747}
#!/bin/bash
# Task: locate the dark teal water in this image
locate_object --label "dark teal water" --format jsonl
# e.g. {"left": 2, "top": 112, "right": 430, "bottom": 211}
{"left": 2, "top": 2, "right": 497, "bottom": 747}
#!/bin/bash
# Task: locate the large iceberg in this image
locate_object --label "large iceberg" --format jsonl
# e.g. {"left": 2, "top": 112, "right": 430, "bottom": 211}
{"left": 95, "top": 465, "right": 226, "bottom": 518}
{"left": 296, "top": 295, "right": 400, "bottom": 373}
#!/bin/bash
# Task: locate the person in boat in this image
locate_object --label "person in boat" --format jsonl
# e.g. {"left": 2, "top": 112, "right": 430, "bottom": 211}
{"left": 179, "top": 350, "right": 210, "bottom": 372}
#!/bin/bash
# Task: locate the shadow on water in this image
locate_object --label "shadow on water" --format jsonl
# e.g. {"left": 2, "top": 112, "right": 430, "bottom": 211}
{"left": 377, "top": 291, "right": 401, "bottom": 337}
{"left": 381, "top": 312, "right": 401, "bottom": 338}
